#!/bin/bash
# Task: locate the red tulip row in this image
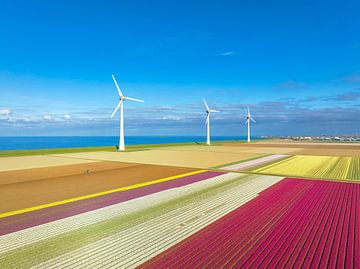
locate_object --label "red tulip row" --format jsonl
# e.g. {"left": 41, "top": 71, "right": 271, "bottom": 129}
{"left": 139, "top": 178, "right": 360, "bottom": 269}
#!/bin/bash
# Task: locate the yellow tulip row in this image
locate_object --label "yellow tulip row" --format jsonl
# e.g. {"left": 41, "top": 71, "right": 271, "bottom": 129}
{"left": 253, "top": 155, "right": 360, "bottom": 181}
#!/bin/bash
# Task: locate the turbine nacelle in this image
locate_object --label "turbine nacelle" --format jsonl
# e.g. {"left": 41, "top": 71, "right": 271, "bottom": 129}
{"left": 111, "top": 74, "right": 144, "bottom": 119}
{"left": 245, "top": 107, "right": 256, "bottom": 124}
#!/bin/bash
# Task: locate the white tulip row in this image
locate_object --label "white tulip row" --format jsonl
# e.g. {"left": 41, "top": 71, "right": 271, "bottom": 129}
{"left": 32, "top": 175, "right": 283, "bottom": 269}
{"left": 0, "top": 172, "right": 244, "bottom": 253}
{"left": 222, "top": 154, "right": 289, "bottom": 171}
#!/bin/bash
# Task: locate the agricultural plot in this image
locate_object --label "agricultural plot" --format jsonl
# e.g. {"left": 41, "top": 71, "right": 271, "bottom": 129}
{"left": 140, "top": 178, "right": 360, "bottom": 268}
{"left": 0, "top": 173, "right": 283, "bottom": 268}
{"left": 253, "top": 155, "right": 360, "bottom": 181}
{"left": 295, "top": 148, "right": 360, "bottom": 157}
{"left": 50, "top": 149, "right": 264, "bottom": 169}
{"left": 0, "top": 171, "right": 220, "bottom": 236}
{"left": 0, "top": 162, "right": 196, "bottom": 213}
{"left": 347, "top": 157, "right": 360, "bottom": 181}
{"left": 225, "top": 140, "right": 360, "bottom": 153}
{"left": 0, "top": 155, "right": 97, "bottom": 172}
{"left": 160, "top": 145, "right": 300, "bottom": 155}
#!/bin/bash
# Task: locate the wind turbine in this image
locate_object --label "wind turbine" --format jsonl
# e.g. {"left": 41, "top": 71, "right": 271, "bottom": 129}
{"left": 245, "top": 107, "right": 256, "bottom": 143}
{"left": 203, "top": 98, "right": 219, "bottom": 145}
{"left": 110, "top": 74, "right": 144, "bottom": 151}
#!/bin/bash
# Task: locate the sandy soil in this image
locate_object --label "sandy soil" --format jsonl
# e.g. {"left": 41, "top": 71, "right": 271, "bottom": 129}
{"left": 51, "top": 149, "right": 263, "bottom": 168}
{"left": 0, "top": 162, "right": 195, "bottom": 213}
{"left": 0, "top": 155, "right": 98, "bottom": 172}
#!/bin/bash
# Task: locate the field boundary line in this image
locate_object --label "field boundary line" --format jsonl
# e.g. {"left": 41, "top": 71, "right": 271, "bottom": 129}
{"left": 0, "top": 170, "right": 206, "bottom": 219}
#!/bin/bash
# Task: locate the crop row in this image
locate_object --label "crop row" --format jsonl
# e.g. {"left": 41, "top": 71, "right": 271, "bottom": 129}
{"left": 31, "top": 175, "right": 282, "bottom": 269}
{"left": 140, "top": 178, "right": 360, "bottom": 268}
{"left": 0, "top": 173, "right": 282, "bottom": 268}
{"left": 0, "top": 171, "right": 224, "bottom": 252}
{"left": 0, "top": 170, "right": 223, "bottom": 236}
{"left": 253, "top": 155, "right": 360, "bottom": 181}
{"left": 348, "top": 157, "right": 360, "bottom": 181}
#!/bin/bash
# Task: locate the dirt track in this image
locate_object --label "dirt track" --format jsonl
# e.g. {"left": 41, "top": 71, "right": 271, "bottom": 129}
{"left": 0, "top": 162, "right": 196, "bottom": 213}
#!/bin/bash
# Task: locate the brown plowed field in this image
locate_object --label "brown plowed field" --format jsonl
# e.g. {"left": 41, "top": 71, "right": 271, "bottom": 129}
{"left": 0, "top": 162, "right": 196, "bottom": 213}
{"left": 224, "top": 142, "right": 360, "bottom": 149}
{"left": 293, "top": 148, "right": 360, "bottom": 157}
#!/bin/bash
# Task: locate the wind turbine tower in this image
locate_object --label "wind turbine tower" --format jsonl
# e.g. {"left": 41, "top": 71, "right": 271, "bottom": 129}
{"left": 246, "top": 107, "right": 256, "bottom": 143}
{"left": 203, "top": 98, "right": 219, "bottom": 145}
{"left": 110, "top": 74, "right": 144, "bottom": 151}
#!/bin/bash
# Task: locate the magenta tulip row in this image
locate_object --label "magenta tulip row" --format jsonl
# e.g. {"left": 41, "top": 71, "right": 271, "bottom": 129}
{"left": 140, "top": 178, "right": 360, "bottom": 269}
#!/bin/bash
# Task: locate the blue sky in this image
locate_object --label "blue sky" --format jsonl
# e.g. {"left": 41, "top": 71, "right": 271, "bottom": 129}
{"left": 0, "top": 0, "right": 360, "bottom": 136}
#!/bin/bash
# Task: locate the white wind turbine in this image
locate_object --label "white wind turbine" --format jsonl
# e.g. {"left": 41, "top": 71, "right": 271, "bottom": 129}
{"left": 245, "top": 107, "right": 256, "bottom": 143}
{"left": 110, "top": 74, "right": 144, "bottom": 151}
{"left": 203, "top": 98, "right": 219, "bottom": 145}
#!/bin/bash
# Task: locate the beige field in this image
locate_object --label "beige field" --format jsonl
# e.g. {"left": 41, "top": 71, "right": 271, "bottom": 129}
{"left": 159, "top": 145, "right": 301, "bottom": 155}
{"left": 51, "top": 149, "right": 264, "bottom": 169}
{"left": 0, "top": 155, "right": 98, "bottom": 172}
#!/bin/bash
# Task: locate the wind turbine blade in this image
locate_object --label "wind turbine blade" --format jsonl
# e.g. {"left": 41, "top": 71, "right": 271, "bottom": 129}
{"left": 125, "top": 96, "right": 145, "bottom": 103}
{"left": 245, "top": 119, "right": 249, "bottom": 125}
{"left": 112, "top": 74, "right": 124, "bottom": 97}
{"left": 205, "top": 114, "right": 209, "bottom": 125}
{"left": 110, "top": 100, "right": 123, "bottom": 118}
{"left": 203, "top": 98, "right": 210, "bottom": 111}
{"left": 251, "top": 117, "right": 256, "bottom": 123}
{"left": 210, "top": 109, "right": 219, "bottom": 113}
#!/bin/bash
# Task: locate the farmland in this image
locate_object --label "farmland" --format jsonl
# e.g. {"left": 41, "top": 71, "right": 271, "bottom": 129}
{"left": 49, "top": 148, "right": 265, "bottom": 169}
{"left": 0, "top": 173, "right": 282, "bottom": 268}
{"left": 0, "top": 140, "right": 359, "bottom": 268}
{"left": 140, "top": 178, "right": 360, "bottom": 268}
{"left": 253, "top": 155, "right": 360, "bottom": 181}
{"left": 0, "top": 161, "right": 197, "bottom": 213}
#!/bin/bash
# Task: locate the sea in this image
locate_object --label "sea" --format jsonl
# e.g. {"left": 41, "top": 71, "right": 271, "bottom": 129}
{"left": 0, "top": 136, "right": 262, "bottom": 151}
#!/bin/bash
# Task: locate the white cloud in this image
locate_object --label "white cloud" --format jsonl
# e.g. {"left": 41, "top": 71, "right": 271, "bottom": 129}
{"left": 160, "top": 115, "right": 181, "bottom": 121}
{"left": 220, "top": 51, "right": 237, "bottom": 56}
{"left": 0, "top": 108, "right": 12, "bottom": 116}
{"left": 64, "top": 114, "right": 71, "bottom": 120}
{"left": 43, "top": 115, "right": 52, "bottom": 121}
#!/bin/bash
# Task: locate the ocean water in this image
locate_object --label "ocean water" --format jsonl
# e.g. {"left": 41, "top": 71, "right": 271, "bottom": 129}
{"left": 0, "top": 136, "right": 260, "bottom": 151}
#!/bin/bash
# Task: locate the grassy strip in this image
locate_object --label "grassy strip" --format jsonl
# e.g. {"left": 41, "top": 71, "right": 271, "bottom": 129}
{"left": 0, "top": 174, "right": 255, "bottom": 268}
{"left": 0, "top": 146, "right": 116, "bottom": 157}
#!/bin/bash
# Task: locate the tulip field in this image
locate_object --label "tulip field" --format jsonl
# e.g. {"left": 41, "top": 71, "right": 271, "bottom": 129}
{"left": 253, "top": 155, "right": 360, "bottom": 181}
{"left": 140, "top": 178, "right": 360, "bottom": 268}
{"left": 0, "top": 172, "right": 283, "bottom": 268}
{"left": 0, "top": 141, "right": 359, "bottom": 268}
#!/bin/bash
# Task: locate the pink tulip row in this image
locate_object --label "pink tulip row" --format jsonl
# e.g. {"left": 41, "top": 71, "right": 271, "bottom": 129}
{"left": 139, "top": 178, "right": 360, "bottom": 268}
